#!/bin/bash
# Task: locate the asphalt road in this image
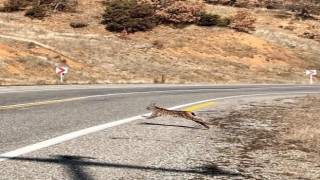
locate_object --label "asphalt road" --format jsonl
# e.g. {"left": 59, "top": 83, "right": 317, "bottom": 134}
{"left": 0, "top": 84, "right": 320, "bottom": 179}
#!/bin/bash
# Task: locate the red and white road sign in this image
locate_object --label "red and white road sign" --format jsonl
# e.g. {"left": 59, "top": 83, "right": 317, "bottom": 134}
{"left": 306, "top": 70, "right": 317, "bottom": 75}
{"left": 56, "top": 67, "right": 68, "bottom": 74}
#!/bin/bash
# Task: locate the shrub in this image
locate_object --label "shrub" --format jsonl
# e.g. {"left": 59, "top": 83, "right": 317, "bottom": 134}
{"left": 102, "top": 0, "right": 157, "bottom": 33}
{"left": 25, "top": 5, "right": 47, "bottom": 19}
{"left": 33, "top": 0, "right": 78, "bottom": 12}
{"left": 70, "top": 22, "right": 88, "bottom": 28}
{"left": 233, "top": 0, "right": 251, "bottom": 8}
{"left": 204, "top": 0, "right": 236, "bottom": 6}
{"left": 229, "top": 10, "right": 256, "bottom": 33}
{"left": 197, "top": 12, "right": 230, "bottom": 27}
{"left": 52, "top": 0, "right": 78, "bottom": 13}
{"left": 24, "top": 0, "right": 78, "bottom": 19}
{"left": 203, "top": 0, "right": 219, "bottom": 5}
{"left": 204, "top": 0, "right": 254, "bottom": 7}
{"left": 264, "top": 0, "right": 284, "bottom": 9}
{"left": 155, "top": 1, "right": 204, "bottom": 24}
{"left": 294, "top": 7, "right": 313, "bottom": 20}
{"left": 0, "top": 0, "right": 32, "bottom": 12}
{"left": 301, "top": 25, "right": 320, "bottom": 43}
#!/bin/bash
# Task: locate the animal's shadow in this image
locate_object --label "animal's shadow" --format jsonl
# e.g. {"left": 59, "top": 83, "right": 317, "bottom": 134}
{"left": 140, "top": 122, "right": 204, "bottom": 130}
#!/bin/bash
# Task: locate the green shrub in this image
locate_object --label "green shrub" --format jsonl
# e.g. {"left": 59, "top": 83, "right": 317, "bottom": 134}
{"left": 196, "top": 13, "right": 230, "bottom": 27}
{"left": 102, "top": 0, "right": 157, "bottom": 33}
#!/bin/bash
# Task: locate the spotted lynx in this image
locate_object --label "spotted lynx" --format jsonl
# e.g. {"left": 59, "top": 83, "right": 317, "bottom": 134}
{"left": 146, "top": 103, "right": 210, "bottom": 129}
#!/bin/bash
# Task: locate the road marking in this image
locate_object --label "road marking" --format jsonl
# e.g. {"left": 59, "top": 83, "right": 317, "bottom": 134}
{"left": 0, "top": 85, "right": 319, "bottom": 94}
{"left": 183, "top": 102, "right": 216, "bottom": 111}
{"left": 3, "top": 85, "right": 318, "bottom": 110}
{"left": 0, "top": 91, "right": 319, "bottom": 162}
{"left": 0, "top": 89, "right": 221, "bottom": 110}
{"left": 0, "top": 88, "right": 244, "bottom": 111}
{"left": 1, "top": 86, "right": 320, "bottom": 110}
{"left": 0, "top": 115, "right": 144, "bottom": 162}
{"left": 0, "top": 97, "right": 85, "bottom": 110}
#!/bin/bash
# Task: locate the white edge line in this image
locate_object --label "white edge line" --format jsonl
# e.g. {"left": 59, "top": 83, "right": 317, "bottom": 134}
{"left": 0, "top": 91, "right": 319, "bottom": 162}
{"left": 0, "top": 115, "right": 144, "bottom": 162}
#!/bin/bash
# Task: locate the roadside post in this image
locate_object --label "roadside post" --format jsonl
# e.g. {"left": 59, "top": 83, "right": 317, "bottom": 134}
{"left": 56, "top": 67, "right": 68, "bottom": 83}
{"left": 306, "top": 70, "right": 317, "bottom": 84}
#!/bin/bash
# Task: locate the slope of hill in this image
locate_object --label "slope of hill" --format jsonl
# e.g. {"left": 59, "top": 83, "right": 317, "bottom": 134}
{"left": 0, "top": 0, "right": 319, "bottom": 85}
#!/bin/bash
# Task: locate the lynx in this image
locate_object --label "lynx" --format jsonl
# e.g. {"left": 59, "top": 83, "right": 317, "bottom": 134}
{"left": 146, "top": 103, "right": 210, "bottom": 129}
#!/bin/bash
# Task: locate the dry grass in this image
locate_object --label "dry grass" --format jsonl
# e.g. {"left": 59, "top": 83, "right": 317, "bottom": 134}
{"left": 281, "top": 95, "right": 320, "bottom": 153}
{"left": 0, "top": 1, "right": 320, "bottom": 85}
{"left": 202, "top": 95, "right": 320, "bottom": 179}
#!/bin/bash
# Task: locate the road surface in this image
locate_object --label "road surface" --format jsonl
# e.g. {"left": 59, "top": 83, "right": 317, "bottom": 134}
{"left": 0, "top": 84, "right": 319, "bottom": 179}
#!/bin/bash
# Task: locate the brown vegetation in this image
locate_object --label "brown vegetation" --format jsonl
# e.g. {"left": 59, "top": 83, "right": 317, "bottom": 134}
{"left": 0, "top": 0, "right": 33, "bottom": 12}
{"left": 281, "top": 95, "right": 320, "bottom": 153}
{"left": 0, "top": 0, "right": 78, "bottom": 17}
{"left": 229, "top": 10, "right": 256, "bottom": 33}
{"left": 155, "top": 1, "right": 204, "bottom": 24}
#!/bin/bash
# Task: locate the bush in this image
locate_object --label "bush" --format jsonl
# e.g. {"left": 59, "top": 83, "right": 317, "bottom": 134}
{"left": 0, "top": 0, "right": 32, "bottom": 12}
{"left": 196, "top": 13, "right": 230, "bottom": 27}
{"left": 102, "top": 0, "right": 157, "bottom": 33}
{"left": 23, "top": 0, "right": 78, "bottom": 19}
{"left": 70, "top": 22, "right": 88, "bottom": 28}
{"left": 25, "top": 5, "right": 47, "bottom": 19}
{"left": 218, "top": 17, "right": 231, "bottom": 27}
{"left": 264, "top": 0, "right": 283, "bottom": 9}
{"left": 155, "top": 1, "right": 204, "bottom": 24}
{"left": 204, "top": 0, "right": 236, "bottom": 6}
{"left": 229, "top": 10, "right": 256, "bottom": 33}
{"left": 52, "top": 0, "right": 78, "bottom": 13}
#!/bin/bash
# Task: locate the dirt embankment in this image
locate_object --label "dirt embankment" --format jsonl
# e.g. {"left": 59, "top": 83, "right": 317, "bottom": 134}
{"left": 0, "top": 2, "right": 320, "bottom": 85}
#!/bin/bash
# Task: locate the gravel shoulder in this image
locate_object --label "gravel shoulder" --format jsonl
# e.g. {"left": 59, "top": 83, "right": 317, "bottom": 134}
{"left": 0, "top": 95, "right": 319, "bottom": 179}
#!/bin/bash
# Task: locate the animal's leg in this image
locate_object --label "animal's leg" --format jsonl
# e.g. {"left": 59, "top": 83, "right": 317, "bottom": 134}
{"left": 194, "top": 120, "right": 210, "bottom": 129}
{"left": 146, "top": 112, "right": 160, "bottom": 119}
{"left": 189, "top": 117, "right": 210, "bottom": 129}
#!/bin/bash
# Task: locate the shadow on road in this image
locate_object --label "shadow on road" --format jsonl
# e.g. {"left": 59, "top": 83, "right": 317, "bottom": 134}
{"left": 0, "top": 155, "right": 246, "bottom": 179}
{"left": 139, "top": 122, "right": 203, "bottom": 129}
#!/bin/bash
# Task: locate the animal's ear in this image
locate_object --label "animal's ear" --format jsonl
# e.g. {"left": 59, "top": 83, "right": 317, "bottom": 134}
{"left": 146, "top": 103, "right": 155, "bottom": 110}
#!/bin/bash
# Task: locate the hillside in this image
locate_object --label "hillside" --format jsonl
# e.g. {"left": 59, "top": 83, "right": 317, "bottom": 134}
{"left": 0, "top": 0, "right": 320, "bottom": 85}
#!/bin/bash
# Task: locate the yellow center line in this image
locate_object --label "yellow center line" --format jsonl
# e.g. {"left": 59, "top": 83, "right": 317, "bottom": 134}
{"left": 183, "top": 102, "right": 216, "bottom": 112}
{"left": 0, "top": 97, "right": 85, "bottom": 110}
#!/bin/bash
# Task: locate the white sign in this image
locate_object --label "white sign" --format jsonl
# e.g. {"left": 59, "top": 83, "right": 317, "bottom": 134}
{"left": 306, "top": 70, "right": 317, "bottom": 75}
{"left": 56, "top": 67, "right": 68, "bottom": 83}
{"left": 56, "top": 67, "right": 68, "bottom": 74}
{"left": 306, "top": 70, "right": 317, "bottom": 84}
